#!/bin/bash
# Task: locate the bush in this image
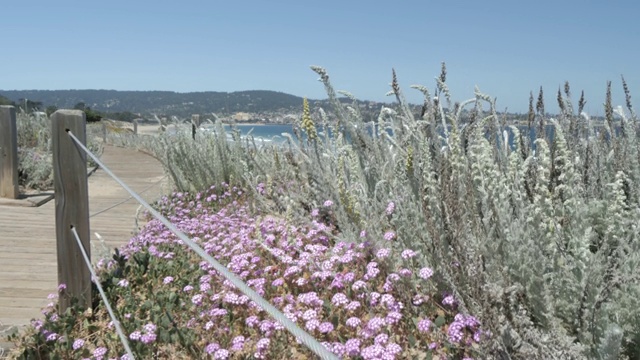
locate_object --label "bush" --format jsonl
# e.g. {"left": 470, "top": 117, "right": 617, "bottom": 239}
{"left": 143, "top": 66, "right": 640, "bottom": 358}
{"left": 9, "top": 185, "right": 487, "bottom": 359}
{"left": 16, "top": 111, "right": 103, "bottom": 191}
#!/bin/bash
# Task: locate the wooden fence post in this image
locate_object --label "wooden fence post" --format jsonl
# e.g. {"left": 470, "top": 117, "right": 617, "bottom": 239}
{"left": 51, "top": 110, "right": 91, "bottom": 312}
{"left": 191, "top": 114, "right": 200, "bottom": 140}
{"left": 102, "top": 121, "right": 107, "bottom": 143}
{"left": 0, "top": 106, "right": 19, "bottom": 199}
{"left": 133, "top": 118, "right": 138, "bottom": 135}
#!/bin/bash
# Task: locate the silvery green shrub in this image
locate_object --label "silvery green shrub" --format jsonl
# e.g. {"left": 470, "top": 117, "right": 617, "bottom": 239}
{"left": 139, "top": 66, "right": 640, "bottom": 359}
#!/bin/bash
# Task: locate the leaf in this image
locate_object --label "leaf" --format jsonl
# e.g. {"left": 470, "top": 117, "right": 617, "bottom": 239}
{"left": 409, "top": 334, "right": 417, "bottom": 347}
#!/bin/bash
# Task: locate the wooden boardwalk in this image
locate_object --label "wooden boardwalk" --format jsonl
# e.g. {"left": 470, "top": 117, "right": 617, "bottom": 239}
{"left": 0, "top": 145, "right": 169, "bottom": 352}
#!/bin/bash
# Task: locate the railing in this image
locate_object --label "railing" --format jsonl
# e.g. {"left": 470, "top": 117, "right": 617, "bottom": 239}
{"left": 7, "top": 109, "right": 337, "bottom": 359}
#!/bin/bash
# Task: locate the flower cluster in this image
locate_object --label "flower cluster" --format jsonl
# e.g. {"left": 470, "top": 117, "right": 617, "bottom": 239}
{"left": 129, "top": 322, "right": 157, "bottom": 344}
{"left": 18, "top": 185, "right": 484, "bottom": 359}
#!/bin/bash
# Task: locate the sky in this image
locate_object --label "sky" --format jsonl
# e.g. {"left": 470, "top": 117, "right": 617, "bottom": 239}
{"left": 2, "top": 0, "right": 639, "bottom": 114}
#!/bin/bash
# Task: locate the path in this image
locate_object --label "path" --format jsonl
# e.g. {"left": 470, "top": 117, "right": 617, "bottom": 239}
{"left": 0, "top": 144, "right": 169, "bottom": 355}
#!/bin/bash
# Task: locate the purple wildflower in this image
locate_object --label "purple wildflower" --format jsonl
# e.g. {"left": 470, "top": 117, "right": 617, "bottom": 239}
{"left": 191, "top": 294, "right": 204, "bottom": 305}
{"left": 442, "top": 295, "right": 456, "bottom": 306}
{"left": 418, "top": 267, "right": 434, "bottom": 280}
{"left": 331, "top": 293, "right": 349, "bottom": 306}
{"left": 318, "top": 322, "right": 334, "bottom": 333}
{"left": 374, "top": 333, "right": 389, "bottom": 345}
{"left": 141, "top": 332, "right": 157, "bottom": 344}
{"left": 447, "top": 320, "right": 465, "bottom": 343}
{"left": 302, "top": 309, "right": 317, "bottom": 321}
{"left": 360, "top": 344, "right": 384, "bottom": 359}
{"left": 245, "top": 315, "right": 260, "bottom": 327}
{"left": 93, "top": 347, "right": 107, "bottom": 359}
{"left": 367, "top": 316, "right": 385, "bottom": 332}
{"left": 72, "top": 338, "right": 84, "bottom": 350}
{"left": 231, "top": 336, "right": 245, "bottom": 351}
{"left": 385, "top": 201, "right": 395, "bottom": 215}
{"left": 386, "top": 342, "right": 402, "bottom": 355}
{"left": 206, "top": 342, "right": 220, "bottom": 354}
{"left": 345, "top": 300, "right": 361, "bottom": 311}
{"left": 401, "top": 249, "right": 416, "bottom": 259}
{"left": 417, "top": 318, "right": 432, "bottom": 332}
{"left": 214, "top": 349, "right": 229, "bottom": 359}
{"left": 376, "top": 248, "right": 391, "bottom": 259}
{"left": 256, "top": 338, "right": 270, "bottom": 350}
{"left": 346, "top": 317, "right": 362, "bottom": 328}
{"left": 305, "top": 319, "right": 320, "bottom": 331}
{"left": 345, "top": 338, "right": 361, "bottom": 356}
{"left": 386, "top": 311, "right": 402, "bottom": 325}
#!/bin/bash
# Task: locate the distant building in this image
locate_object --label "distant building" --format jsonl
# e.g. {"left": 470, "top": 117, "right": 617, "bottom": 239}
{"left": 232, "top": 112, "right": 251, "bottom": 121}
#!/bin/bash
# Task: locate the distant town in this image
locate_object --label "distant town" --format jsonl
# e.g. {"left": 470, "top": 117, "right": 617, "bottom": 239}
{"left": 1, "top": 89, "right": 608, "bottom": 126}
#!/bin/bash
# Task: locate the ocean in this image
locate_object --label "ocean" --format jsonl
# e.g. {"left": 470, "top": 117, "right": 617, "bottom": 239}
{"left": 210, "top": 123, "right": 561, "bottom": 150}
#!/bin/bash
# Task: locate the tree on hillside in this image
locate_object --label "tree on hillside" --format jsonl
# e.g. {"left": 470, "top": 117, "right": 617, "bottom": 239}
{"left": 17, "top": 99, "right": 43, "bottom": 112}
{"left": 0, "top": 95, "right": 15, "bottom": 106}
{"left": 74, "top": 102, "right": 101, "bottom": 122}
{"left": 46, "top": 105, "right": 58, "bottom": 116}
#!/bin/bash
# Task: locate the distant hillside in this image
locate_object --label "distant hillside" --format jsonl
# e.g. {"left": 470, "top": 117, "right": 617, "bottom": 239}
{"left": 0, "top": 89, "right": 315, "bottom": 117}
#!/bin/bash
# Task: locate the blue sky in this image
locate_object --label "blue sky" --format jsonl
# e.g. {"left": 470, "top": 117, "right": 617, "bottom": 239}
{"left": 2, "top": 0, "right": 639, "bottom": 113}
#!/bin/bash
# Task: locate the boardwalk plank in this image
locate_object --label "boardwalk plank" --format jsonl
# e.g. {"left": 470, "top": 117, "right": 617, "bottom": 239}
{"left": 0, "top": 144, "right": 168, "bottom": 330}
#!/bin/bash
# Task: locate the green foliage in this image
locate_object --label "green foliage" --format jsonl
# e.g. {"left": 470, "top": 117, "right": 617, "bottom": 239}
{"left": 74, "top": 102, "right": 102, "bottom": 122}
{"left": 0, "top": 94, "right": 15, "bottom": 106}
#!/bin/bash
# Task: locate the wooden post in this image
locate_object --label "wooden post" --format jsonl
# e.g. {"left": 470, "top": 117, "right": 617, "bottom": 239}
{"left": 101, "top": 122, "right": 107, "bottom": 143}
{"left": 160, "top": 117, "right": 166, "bottom": 132}
{"left": 191, "top": 114, "right": 200, "bottom": 140}
{"left": 0, "top": 106, "right": 19, "bottom": 199}
{"left": 133, "top": 119, "right": 138, "bottom": 135}
{"left": 51, "top": 110, "right": 91, "bottom": 312}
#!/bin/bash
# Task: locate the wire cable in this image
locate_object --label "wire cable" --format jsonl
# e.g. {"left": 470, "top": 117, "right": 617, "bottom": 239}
{"left": 70, "top": 226, "right": 135, "bottom": 359}
{"left": 90, "top": 175, "right": 167, "bottom": 218}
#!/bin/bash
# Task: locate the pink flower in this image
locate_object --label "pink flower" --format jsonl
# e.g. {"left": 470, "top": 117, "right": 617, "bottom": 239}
{"left": 331, "top": 293, "right": 349, "bottom": 306}
{"left": 418, "top": 267, "right": 434, "bottom": 280}
{"left": 401, "top": 249, "right": 416, "bottom": 259}
{"left": 385, "top": 201, "right": 395, "bottom": 215}
{"left": 72, "top": 338, "right": 84, "bottom": 350}
{"left": 443, "top": 294, "right": 455, "bottom": 305}
{"left": 346, "top": 317, "right": 362, "bottom": 328}
{"left": 376, "top": 248, "right": 391, "bottom": 259}
{"left": 383, "top": 231, "right": 396, "bottom": 241}
{"left": 318, "top": 322, "right": 334, "bottom": 333}
{"left": 418, "top": 318, "right": 432, "bottom": 332}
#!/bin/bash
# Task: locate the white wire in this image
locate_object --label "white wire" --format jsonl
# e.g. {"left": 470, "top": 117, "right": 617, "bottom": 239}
{"left": 70, "top": 226, "right": 135, "bottom": 359}
{"left": 67, "top": 131, "right": 338, "bottom": 359}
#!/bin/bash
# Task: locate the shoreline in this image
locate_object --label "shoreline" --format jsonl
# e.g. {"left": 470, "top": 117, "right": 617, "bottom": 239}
{"left": 220, "top": 122, "right": 292, "bottom": 126}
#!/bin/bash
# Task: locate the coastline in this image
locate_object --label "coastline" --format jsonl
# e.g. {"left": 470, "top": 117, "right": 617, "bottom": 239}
{"left": 221, "top": 122, "right": 292, "bottom": 127}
